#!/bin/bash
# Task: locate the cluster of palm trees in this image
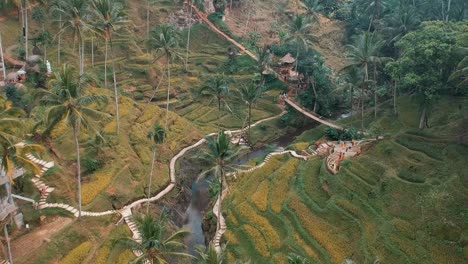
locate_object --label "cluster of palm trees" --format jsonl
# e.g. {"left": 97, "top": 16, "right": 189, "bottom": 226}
{"left": 343, "top": 31, "right": 389, "bottom": 129}
{"left": 23, "top": 0, "right": 128, "bottom": 135}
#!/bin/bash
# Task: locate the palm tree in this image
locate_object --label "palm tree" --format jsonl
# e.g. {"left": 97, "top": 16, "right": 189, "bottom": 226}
{"left": 146, "top": 124, "right": 165, "bottom": 214}
{"left": 345, "top": 32, "right": 384, "bottom": 123}
{"left": 199, "top": 132, "right": 238, "bottom": 239}
{"left": 237, "top": 83, "right": 263, "bottom": 144}
{"left": 91, "top": 0, "right": 126, "bottom": 135}
{"left": 254, "top": 45, "right": 273, "bottom": 85}
{"left": 200, "top": 74, "right": 231, "bottom": 127}
{"left": 302, "top": 0, "right": 324, "bottom": 22}
{"left": 449, "top": 47, "right": 468, "bottom": 92}
{"left": 148, "top": 25, "right": 183, "bottom": 135}
{"left": 383, "top": 6, "right": 420, "bottom": 43}
{"left": 54, "top": 0, "right": 93, "bottom": 76}
{"left": 0, "top": 97, "right": 43, "bottom": 181}
{"left": 286, "top": 15, "right": 315, "bottom": 74}
{"left": 370, "top": 55, "right": 392, "bottom": 117}
{"left": 121, "top": 214, "right": 193, "bottom": 263}
{"left": 195, "top": 242, "right": 226, "bottom": 264}
{"left": 185, "top": 0, "right": 194, "bottom": 71}
{"left": 38, "top": 64, "right": 109, "bottom": 218}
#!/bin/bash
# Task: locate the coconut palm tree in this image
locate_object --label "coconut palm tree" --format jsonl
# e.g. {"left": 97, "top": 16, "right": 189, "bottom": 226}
{"left": 91, "top": 0, "right": 126, "bottom": 135}
{"left": 449, "top": 47, "right": 468, "bottom": 92}
{"left": 54, "top": 0, "right": 93, "bottom": 76}
{"left": 145, "top": 124, "right": 165, "bottom": 214}
{"left": 383, "top": 6, "right": 420, "bottom": 44}
{"left": 185, "top": 0, "right": 194, "bottom": 71}
{"left": 302, "top": 0, "right": 324, "bottom": 22}
{"left": 121, "top": 214, "right": 193, "bottom": 263}
{"left": 345, "top": 32, "right": 384, "bottom": 122}
{"left": 200, "top": 74, "right": 231, "bottom": 128}
{"left": 0, "top": 97, "right": 43, "bottom": 181}
{"left": 254, "top": 45, "right": 273, "bottom": 85}
{"left": 195, "top": 242, "right": 226, "bottom": 264}
{"left": 237, "top": 83, "right": 263, "bottom": 144}
{"left": 148, "top": 25, "right": 183, "bottom": 135}
{"left": 38, "top": 64, "right": 109, "bottom": 218}
{"left": 286, "top": 15, "right": 315, "bottom": 73}
{"left": 199, "top": 132, "right": 239, "bottom": 239}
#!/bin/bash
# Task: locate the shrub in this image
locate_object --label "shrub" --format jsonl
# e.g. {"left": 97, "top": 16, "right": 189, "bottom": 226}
{"left": 59, "top": 241, "right": 92, "bottom": 264}
{"left": 5, "top": 84, "right": 25, "bottom": 108}
{"left": 325, "top": 128, "right": 362, "bottom": 141}
{"left": 82, "top": 158, "right": 103, "bottom": 173}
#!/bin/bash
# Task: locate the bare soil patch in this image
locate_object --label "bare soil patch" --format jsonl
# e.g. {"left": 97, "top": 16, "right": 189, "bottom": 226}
{"left": 224, "top": 2, "right": 348, "bottom": 73}
{"left": 11, "top": 217, "right": 73, "bottom": 262}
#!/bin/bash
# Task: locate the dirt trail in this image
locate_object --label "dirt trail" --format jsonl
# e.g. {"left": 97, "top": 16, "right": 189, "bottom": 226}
{"left": 11, "top": 217, "right": 73, "bottom": 263}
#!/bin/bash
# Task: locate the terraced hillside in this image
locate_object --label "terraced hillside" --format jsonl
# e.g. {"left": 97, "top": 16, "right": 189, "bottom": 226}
{"left": 224, "top": 96, "right": 468, "bottom": 263}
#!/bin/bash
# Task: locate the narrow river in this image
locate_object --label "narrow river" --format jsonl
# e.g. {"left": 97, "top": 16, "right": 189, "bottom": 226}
{"left": 180, "top": 122, "right": 317, "bottom": 254}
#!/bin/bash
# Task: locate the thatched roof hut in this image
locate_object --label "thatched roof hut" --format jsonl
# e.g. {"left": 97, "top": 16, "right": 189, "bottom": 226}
{"left": 280, "top": 53, "right": 296, "bottom": 64}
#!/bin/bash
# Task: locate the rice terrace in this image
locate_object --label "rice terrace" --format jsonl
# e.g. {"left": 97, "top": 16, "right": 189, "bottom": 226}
{"left": 0, "top": 0, "right": 466, "bottom": 263}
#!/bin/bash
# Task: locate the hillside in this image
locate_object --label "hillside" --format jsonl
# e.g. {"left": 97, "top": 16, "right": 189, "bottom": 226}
{"left": 0, "top": 0, "right": 466, "bottom": 263}
{"left": 224, "top": 96, "right": 468, "bottom": 263}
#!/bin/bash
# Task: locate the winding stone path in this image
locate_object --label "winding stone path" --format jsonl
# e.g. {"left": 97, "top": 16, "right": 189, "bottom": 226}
{"left": 25, "top": 153, "right": 117, "bottom": 218}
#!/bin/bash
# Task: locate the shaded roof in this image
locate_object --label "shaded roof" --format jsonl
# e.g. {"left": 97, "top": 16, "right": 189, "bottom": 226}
{"left": 280, "top": 53, "right": 295, "bottom": 64}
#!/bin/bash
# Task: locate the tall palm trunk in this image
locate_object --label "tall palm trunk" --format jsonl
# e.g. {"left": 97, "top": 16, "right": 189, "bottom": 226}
{"left": 110, "top": 39, "right": 120, "bottom": 135}
{"left": 361, "top": 84, "right": 365, "bottom": 130}
{"left": 24, "top": 1, "right": 29, "bottom": 59}
{"left": 185, "top": 2, "right": 193, "bottom": 72}
{"left": 419, "top": 106, "right": 428, "bottom": 129}
{"left": 216, "top": 166, "right": 225, "bottom": 234}
{"left": 91, "top": 36, "right": 94, "bottom": 67}
{"left": 164, "top": 60, "right": 171, "bottom": 133}
{"left": 393, "top": 80, "right": 397, "bottom": 115}
{"left": 146, "top": 149, "right": 156, "bottom": 214}
{"left": 73, "top": 123, "right": 82, "bottom": 218}
{"left": 446, "top": 0, "right": 452, "bottom": 22}
{"left": 350, "top": 83, "right": 354, "bottom": 117}
{"left": 310, "top": 77, "right": 318, "bottom": 112}
{"left": 146, "top": 0, "right": 150, "bottom": 44}
{"left": 104, "top": 37, "right": 108, "bottom": 88}
{"left": 373, "top": 64, "right": 378, "bottom": 118}
{"left": 58, "top": 15, "right": 62, "bottom": 65}
{"left": 247, "top": 104, "right": 252, "bottom": 144}
{"left": 361, "top": 63, "right": 369, "bottom": 129}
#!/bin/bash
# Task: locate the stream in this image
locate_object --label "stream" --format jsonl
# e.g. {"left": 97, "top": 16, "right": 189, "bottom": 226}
{"left": 179, "top": 123, "right": 317, "bottom": 254}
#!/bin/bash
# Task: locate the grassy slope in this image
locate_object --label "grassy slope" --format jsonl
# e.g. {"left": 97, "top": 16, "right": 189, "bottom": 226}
{"left": 224, "top": 96, "right": 468, "bottom": 263}
{"left": 2, "top": 1, "right": 284, "bottom": 263}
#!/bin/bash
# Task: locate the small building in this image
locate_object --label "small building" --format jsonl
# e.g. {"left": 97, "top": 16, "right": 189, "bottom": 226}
{"left": 280, "top": 53, "right": 296, "bottom": 65}
{"left": 0, "top": 160, "right": 25, "bottom": 221}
